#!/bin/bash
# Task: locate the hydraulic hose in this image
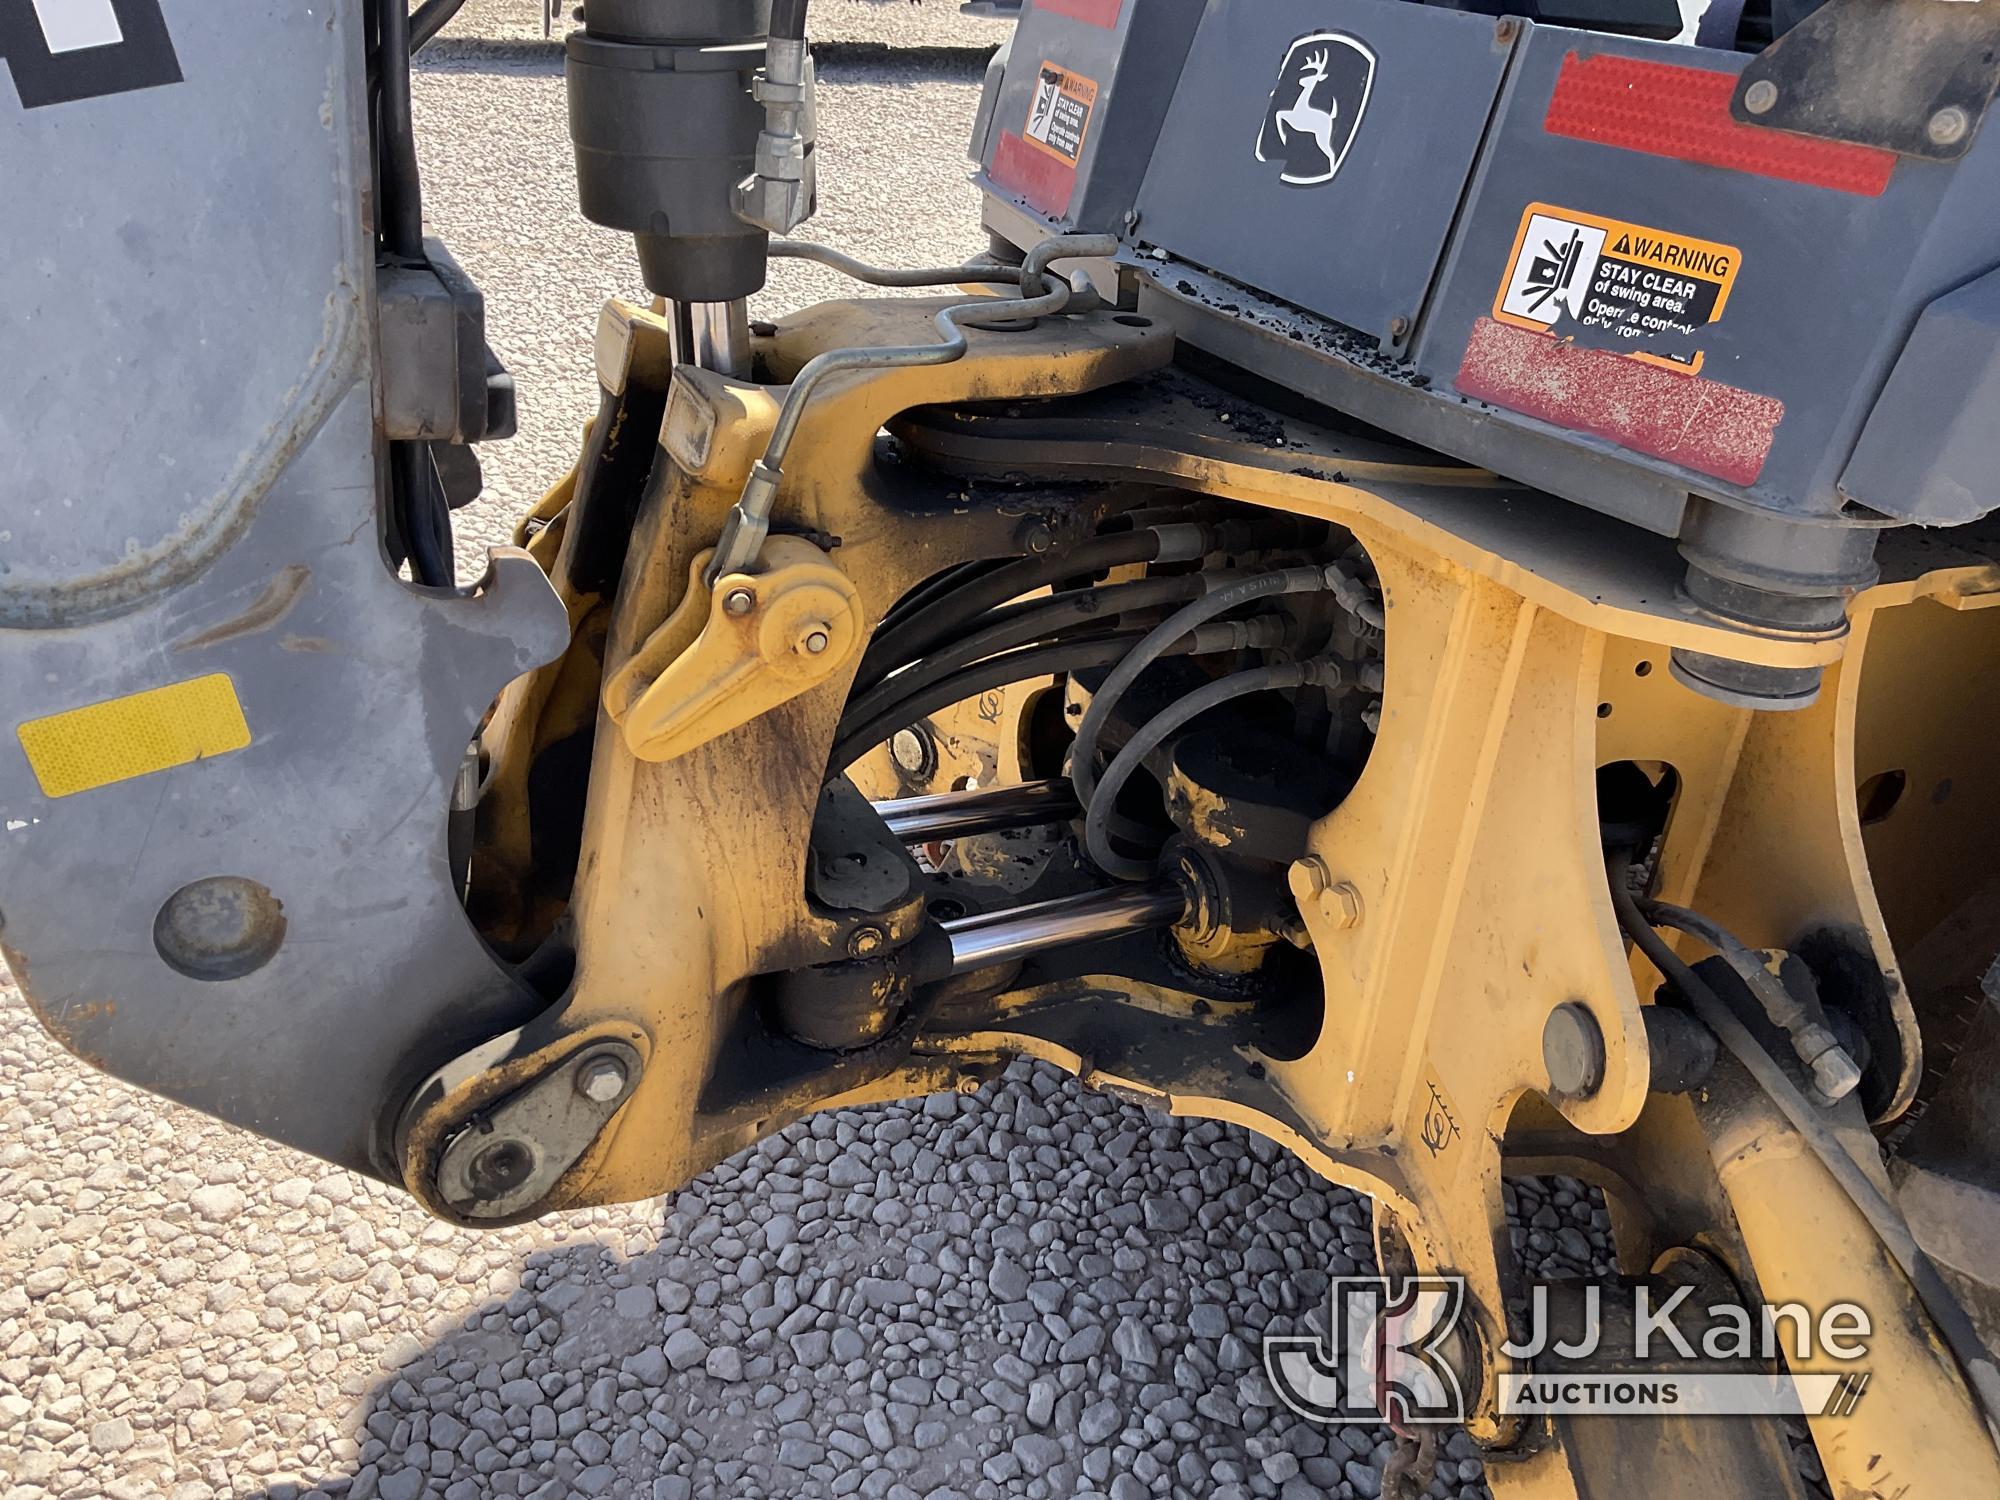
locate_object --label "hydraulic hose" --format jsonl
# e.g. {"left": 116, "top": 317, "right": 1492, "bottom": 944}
{"left": 376, "top": 0, "right": 424, "bottom": 259}
{"left": 856, "top": 527, "right": 1201, "bottom": 693}
{"left": 1605, "top": 857, "right": 2000, "bottom": 1443}
{"left": 409, "top": 0, "right": 467, "bottom": 52}
{"left": 833, "top": 617, "right": 1286, "bottom": 772}
{"left": 845, "top": 573, "right": 1214, "bottom": 735}
{"left": 1645, "top": 899, "right": 1861, "bottom": 1102}
{"left": 1069, "top": 565, "right": 1348, "bottom": 813}
{"left": 1083, "top": 659, "right": 1342, "bottom": 879}
{"left": 835, "top": 634, "right": 1153, "bottom": 772}
{"left": 366, "top": 0, "right": 468, "bottom": 89}
{"left": 397, "top": 443, "right": 455, "bottom": 588}
{"left": 880, "top": 560, "right": 1008, "bottom": 635}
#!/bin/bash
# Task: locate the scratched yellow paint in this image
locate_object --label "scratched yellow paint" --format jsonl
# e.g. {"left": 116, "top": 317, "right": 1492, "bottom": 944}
{"left": 17, "top": 674, "right": 251, "bottom": 799}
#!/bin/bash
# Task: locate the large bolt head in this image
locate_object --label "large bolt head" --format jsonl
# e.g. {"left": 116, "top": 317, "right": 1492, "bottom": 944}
{"left": 1288, "top": 856, "right": 1331, "bottom": 902}
{"left": 1323, "top": 881, "right": 1364, "bottom": 930}
{"left": 723, "top": 587, "right": 756, "bottom": 617}
{"left": 575, "top": 1055, "right": 630, "bottom": 1104}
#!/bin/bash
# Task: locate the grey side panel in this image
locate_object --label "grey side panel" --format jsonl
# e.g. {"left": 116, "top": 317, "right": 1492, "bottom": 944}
{"left": 1416, "top": 24, "right": 2000, "bottom": 522}
{"left": 975, "top": 0, "right": 1205, "bottom": 235}
{"left": 0, "top": 0, "right": 568, "bottom": 1176}
{"left": 1842, "top": 265, "right": 2000, "bottom": 526}
{"left": 1134, "top": 0, "right": 1515, "bottom": 349}
{"left": 1, "top": 2, "right": 366, "bottom": 626}
{"left": 981, "top": 4, "right": 2000, "bottom": 533}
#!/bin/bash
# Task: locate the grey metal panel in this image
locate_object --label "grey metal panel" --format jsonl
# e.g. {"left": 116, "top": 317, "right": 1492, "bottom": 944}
{"left": 975, "top": 0, "right": 1205, "bottom": 235}
{"left": 1132, "top": 0, "right": 1516, "bottom": 348}
{"left": 1842, "top": 265, "right": 2000, "bottom": 526}
{"left": 1, "top": 0, "right": 370, "bottom": 626}
{"left": 0, "top": 0, "right": 569, "bottom": 1176}
{"left": 1418, "top": 23, "right": 2000, "bottom": 522}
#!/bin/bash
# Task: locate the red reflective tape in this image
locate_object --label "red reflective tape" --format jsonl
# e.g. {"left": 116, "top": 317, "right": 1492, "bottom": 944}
{"left": 1034, "top": 0, "right": 1122, "bottom": 27}
{"left": 991, "top": 129, "right": 1076, "bottom": 218}
{"left": 1544, "top": 51, "right": 1895, "bottom": 197}
{"left": 1455, "top": 318, "right": 1783, "bottom": 486}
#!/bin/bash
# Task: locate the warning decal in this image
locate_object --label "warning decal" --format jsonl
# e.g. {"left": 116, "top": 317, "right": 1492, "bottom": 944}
{"left": 1494, "top": 204, "right": 1740, "bottom": 373}
{"left": 1023, "top": 61, "right": 1098, "bottom": 166}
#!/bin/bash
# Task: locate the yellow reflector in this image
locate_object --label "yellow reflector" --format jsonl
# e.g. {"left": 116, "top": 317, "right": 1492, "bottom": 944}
{"left": 17, "top": 674, "right": 252, "bottom": 799}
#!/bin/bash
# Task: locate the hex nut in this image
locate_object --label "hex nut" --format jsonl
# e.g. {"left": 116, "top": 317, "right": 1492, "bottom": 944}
{"left": 1288, "top": 856, "right": 1331, "bottom": 903}
{"left": 1323, "top": 881, "right": 1364, "bottom": 930}
{"left": 575, "top": 1055, "right": 629, "bottom": 1104}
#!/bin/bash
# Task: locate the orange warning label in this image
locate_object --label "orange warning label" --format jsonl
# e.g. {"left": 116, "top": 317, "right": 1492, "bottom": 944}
{"left": 1493, "top": 203, "right": 1741, "bottom": 373}
{"left": 1022, "top": 61, "right": 1098, "bottom": 166}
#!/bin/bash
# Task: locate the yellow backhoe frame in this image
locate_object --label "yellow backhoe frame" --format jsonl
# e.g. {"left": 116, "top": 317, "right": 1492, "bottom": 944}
{"left": 420, "top": 295, "right": 2000, "bottom": 1498}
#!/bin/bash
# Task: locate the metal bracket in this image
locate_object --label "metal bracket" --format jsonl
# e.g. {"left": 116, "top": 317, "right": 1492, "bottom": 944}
{"left": 733, "top": 38, "right": 818, "bottom": 234}
{"left": 433, "top": 1040, "right": 643, "bottom": 1221}
{"left": 1732, "top": 0, "right": 2000, "bottom": 161}
{"left": 377, "top": 236, "right": 516, "bottom": 443}
{"left": 603, "top": 536, "right": 865, "bottom": 763}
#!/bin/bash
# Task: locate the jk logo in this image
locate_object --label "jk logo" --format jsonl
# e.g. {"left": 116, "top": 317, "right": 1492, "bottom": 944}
{"left": 1264, "top": 1275, "right": 1468, "bottom": 1424}
{"left": 2, "top": 0, "right": 183, "bottom": 110}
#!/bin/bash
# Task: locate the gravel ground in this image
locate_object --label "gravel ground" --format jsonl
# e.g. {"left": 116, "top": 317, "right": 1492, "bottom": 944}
{"left": 0, "top": 977, "right": 1512, "bottom": 1500}
{"left": 0, "top": 20, "right": 1617, "bottom": 1500}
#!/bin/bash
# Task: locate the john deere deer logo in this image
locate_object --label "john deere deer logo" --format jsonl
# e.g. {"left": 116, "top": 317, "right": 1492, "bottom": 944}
{"left": 1256, "top": 33, "right": 1375, "bottom": 187}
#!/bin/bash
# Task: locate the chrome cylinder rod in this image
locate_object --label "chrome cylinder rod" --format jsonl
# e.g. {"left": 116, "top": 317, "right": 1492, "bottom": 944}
{"left": 669, "top": 299, "right": 752, "bottom": 378}
{"left": 876, "top": 779, "right": 1079, "bottom": 844}
{"left": 941, "top": 883, "right": 1186, "bottom": 977}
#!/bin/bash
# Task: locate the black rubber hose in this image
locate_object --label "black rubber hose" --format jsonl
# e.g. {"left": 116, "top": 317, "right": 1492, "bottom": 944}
{"left": 1069, "top": 566, "right": 1332, "bottom": 812}
{"left": 856, "top": 530, "right": 1178, "bottom": 694}
{"left": 376, "top": 0, "right": 424, "bottom": 259}
{"left": 1083, "top": 660, "right": 1338, "bottom": 880}
{"left": 409, "top": 0, "right": 468, "bottom": 52}
{"left": 397, "top": 443, "right": 455, "bottom": 588}
{"left": 1606, "top": 856, "right": 2000, "bottom": 1442}
{"left": 835, "top": 631, "right": 1170, "bottom": 772}
{"left": 846, "top": 574, "right": 1211, "bottom": 737}
{"left": 879, "top": 560, "right": 1010, "bottom": 636}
